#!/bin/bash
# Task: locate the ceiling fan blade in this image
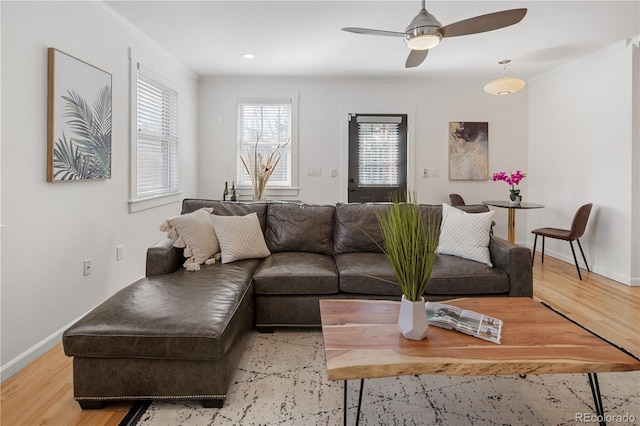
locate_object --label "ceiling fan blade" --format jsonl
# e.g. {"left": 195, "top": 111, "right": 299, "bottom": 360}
{"left": 342, "top": 27, "right": 406, "bottom": 37}
{"left": 406, "top": 49, "right": 429, "bottom": 68}
{"left": 440, "top": 8, "right": 527, "bottom": 38}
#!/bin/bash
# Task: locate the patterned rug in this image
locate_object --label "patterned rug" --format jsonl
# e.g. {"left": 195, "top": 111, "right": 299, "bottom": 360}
{"left": 121, "top": 330, "right": 639, "bottom": 426}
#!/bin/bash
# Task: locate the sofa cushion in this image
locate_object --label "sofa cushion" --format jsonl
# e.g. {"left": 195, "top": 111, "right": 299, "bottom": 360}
{"left": 62, "top": 259, "right": 261, "bottom": 360}
{"left": 159, "top": 207, "right": 219, "bottom": 271}
{"left": 253, "top": 252, "right": 339, "bottom": 295}
{"left": 335, "top": 252, "right": 399, "bottom": 295}
{"left": 211, "top": 213, "right": 271, "bottom": 264}
{"left": 265, "top": 203, "right": 335, "bottom": 255}
{"left": 417, "top": 204, "right": 444, "bottom": 224}
{"left": 455, "top": 204, "right": 492, "bottom": 214}
{"left": 334, "top": 203, "right": 391, "bottom": 254}
{"left": 334, "top": 203, "right": 451, "bottom": 254}
{"left": 335, "top": 252, "right": 509, "bottom": 296}
{"left": 437, "top": 203, "right": 494, "bottom": 266}
{"left": 181, "top": 199, "right": 270, "bottom": 232}
{"left": 427, "top": 254, "right": 509, "bottom": 295}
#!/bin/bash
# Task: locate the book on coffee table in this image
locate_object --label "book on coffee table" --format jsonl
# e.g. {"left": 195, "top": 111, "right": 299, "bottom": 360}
{"left": 425, "top": 302, "right": 503, "bottom": 344}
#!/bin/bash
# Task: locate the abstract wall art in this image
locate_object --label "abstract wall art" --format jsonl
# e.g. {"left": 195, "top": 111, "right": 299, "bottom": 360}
{"left": 448, "top": 121, "right": 488, "bottom": 180}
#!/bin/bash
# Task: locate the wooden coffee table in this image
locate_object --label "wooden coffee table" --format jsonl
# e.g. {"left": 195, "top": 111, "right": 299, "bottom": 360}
{"left": 319, "top": 297, "right": 640, "bottom": 426}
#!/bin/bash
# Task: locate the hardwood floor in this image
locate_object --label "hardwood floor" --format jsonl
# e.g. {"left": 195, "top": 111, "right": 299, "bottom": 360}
{"left": 0, "top": 344, "right": 132, "bottom": 426}
{"left": 2, "top": 256, "right": 638, "bottom": 426}
{"left": 532, "top": 256, "right": 640, "bottom": 357}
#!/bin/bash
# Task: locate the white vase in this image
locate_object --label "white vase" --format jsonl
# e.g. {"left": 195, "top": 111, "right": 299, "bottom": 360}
{"left": 398, "top": 295, "right": 429, "bottom": 340}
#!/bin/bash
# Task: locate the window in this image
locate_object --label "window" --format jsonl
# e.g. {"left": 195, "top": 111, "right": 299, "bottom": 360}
{"left": 236, "top": 96, "right": 297, "bottom": 190}
{"left": 356, "top": 116, "right": 404, "bottom": 186}
{"left": 129, "top": 53, "right": 179, "bottom": 212}
{"left": 348, "top": 114, "right": 407, "bottom": 202}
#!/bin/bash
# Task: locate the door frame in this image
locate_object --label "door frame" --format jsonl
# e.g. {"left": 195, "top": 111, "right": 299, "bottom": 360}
{"left": 339, "top": 106, "right": 416, "bottom": 203}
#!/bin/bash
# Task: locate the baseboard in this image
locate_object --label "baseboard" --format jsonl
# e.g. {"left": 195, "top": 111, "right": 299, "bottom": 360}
{"left": 529, "top": 246, "right": 633, "bottom": 286}
{"left": 591, "top": 265, "right": 635, "bottom": 286}
{"left": 0, "top": 310, "right": 91, "bottom": 382}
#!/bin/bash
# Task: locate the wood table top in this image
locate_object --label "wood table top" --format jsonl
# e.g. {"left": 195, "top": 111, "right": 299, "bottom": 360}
{"left": 320, "top": 297, "right": 640, "bottom": 381}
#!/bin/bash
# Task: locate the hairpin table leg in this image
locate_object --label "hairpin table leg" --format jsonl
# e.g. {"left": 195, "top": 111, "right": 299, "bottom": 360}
{"left": 344, "top": 379, "right": 365, "bottom": 426}
{"left": 356, "top": 379, "right": 364, "bottom": 426}
{"left": 587, "top": 373, "right": 606, "bottom": 426}
{"left": 343, "top": 380, "right": 347, "bottom": 426}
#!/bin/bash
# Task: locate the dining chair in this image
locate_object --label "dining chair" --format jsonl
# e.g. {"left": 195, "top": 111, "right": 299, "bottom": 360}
{"left": 449, "top": 193, "right": 466, "bottom": 206}
{"left": 531, "top": 203, "right": 593, "bottom": 280}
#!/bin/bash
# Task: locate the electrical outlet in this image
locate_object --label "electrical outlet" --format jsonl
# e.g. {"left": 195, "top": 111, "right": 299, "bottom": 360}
{"left": 83, "top": 259, "right": 92, "bottom": 276}
{"left": 423, "top": 168, "right": 439, "bottom": 177}
{"left": 116, "top": 245, "right": 124, "bottom": 261}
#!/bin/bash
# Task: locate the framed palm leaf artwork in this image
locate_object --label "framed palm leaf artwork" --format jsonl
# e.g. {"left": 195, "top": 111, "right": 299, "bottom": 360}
{"left": 47, "top": 48, "right": 112, "bottom": 181}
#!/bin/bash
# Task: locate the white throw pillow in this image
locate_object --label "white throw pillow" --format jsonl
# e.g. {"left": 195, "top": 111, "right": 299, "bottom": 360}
{"left": 210, "top": 212, "right": 271, "bottom": 264}
{"left": 437, "top": 203, "right": 494, "bottom": 266}
{"left": 159, "top": 207, "right": 220, "bottom": 271}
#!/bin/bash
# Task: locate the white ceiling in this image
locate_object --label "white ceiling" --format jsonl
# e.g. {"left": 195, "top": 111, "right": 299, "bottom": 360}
{"left": 105, "top": 0, "right": 640, "bottom": 79}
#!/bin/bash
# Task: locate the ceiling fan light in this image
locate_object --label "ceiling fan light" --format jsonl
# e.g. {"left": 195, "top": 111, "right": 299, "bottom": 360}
{"left": 484, "top": 76, "right": 526, "bottom": 95}
{"left": 406, "top": 34, "right": 441, "bottom": 50}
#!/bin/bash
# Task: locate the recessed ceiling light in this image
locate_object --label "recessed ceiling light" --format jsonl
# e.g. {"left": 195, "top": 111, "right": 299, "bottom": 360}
{"left": 241, "top": 53, "right": 255, "bottom": 59}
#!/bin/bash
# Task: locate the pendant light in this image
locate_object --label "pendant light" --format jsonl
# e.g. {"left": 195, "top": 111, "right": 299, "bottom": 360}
{"left": 484, "top": 59, "right": 526, "bottom": 96}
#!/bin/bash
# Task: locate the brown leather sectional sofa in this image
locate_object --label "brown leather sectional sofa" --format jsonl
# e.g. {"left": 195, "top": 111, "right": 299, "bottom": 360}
{"left": 63, "top": 199, "right": 533, "bottom": 409}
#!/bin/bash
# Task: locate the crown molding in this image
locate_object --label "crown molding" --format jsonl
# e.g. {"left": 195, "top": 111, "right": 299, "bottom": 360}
{"left": 90, "top": 1, "right": 198, "bottom": 80}
{"left": 529, "top": 39, "right": 633, "bottom": 82}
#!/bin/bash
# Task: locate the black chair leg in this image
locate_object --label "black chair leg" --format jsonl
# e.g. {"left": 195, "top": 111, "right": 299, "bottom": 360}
{"left": 532, "top": 234, "right": 538, "bottom": 265}
{"left": 569, "top": 241, "right": 583, "bottom": 280}
{"left": 541, "top": 236, "right": 545, "bottom": 264}
{"left": 576, "top": 239, "right": 590, "bottom": 272}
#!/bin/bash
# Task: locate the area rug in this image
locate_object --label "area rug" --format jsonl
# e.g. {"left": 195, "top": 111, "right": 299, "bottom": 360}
{"left": 120, "top": 330, "right": 639, "bottom": 426}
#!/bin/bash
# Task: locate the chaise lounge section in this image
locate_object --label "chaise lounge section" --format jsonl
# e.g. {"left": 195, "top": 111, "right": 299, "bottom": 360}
{"left": 63, "top": 199, "right": 533, "bottom": 408}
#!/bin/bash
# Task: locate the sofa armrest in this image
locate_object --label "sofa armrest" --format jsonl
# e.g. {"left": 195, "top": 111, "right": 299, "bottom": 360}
{"left": 488, "top": 236, "right": 533, "bottom": 297}
{"left": 146, "top": 238, "right": 183, "bottom": 276}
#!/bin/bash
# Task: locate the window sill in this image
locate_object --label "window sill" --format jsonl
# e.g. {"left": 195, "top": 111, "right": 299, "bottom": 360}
{"left": 236, "top": 187, "right": 299, "bottom": 200}
{"left": 129, "top": 192, "right": 182, "bottom": 213}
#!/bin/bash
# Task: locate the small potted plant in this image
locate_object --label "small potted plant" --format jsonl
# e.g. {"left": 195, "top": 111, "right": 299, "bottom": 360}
{"left": 376, "top": 192, "right": 440, "bottom": 340}
{"left": 492, "top": 170, "right": 526, "bottom": 205}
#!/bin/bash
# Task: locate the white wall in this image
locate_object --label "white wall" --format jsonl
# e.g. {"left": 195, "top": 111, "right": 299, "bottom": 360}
{"left": 528, "top": 40, "right": 639, "bottom": 286}
{"left": 0, "top": 1, "right": 199, "bottom": 380}
{"left": 198, "top": 77, "right": 529, "bottom": 240}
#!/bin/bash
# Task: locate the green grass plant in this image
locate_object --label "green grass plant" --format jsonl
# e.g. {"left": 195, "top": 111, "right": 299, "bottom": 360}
{"left": 376, "top": 193, "right": 440, "bottom": 302}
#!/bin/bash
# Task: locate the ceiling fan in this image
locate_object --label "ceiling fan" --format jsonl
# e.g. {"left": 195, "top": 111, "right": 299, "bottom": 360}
{"left": 342, "top": 1, "right": 527, "bottom": 68}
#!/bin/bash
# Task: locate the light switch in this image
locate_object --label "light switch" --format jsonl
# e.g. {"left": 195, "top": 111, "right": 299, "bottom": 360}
{"left": 306, "top": 167, "right": 321, "bottom": 177}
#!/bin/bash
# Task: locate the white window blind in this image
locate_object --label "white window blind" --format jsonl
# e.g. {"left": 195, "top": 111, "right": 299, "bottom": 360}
{"left": 236, "top": 100, "right": 292, "bottom": 187}
{"left": 357, "top": 116, "right": 402, "bottom": 187}
{"left": 136, "top": 65, "right": 179, "bottom": 199}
